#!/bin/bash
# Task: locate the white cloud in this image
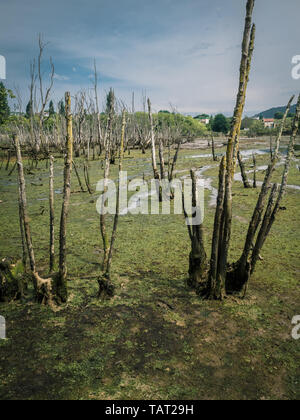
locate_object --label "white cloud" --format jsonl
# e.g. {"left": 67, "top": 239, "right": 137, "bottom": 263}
{"left": 53, "top": 73, "right": 70, "bottom": 81}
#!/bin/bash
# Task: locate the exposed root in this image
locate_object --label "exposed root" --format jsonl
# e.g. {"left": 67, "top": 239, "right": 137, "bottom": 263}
{"left": 97, "top": 276, "right": 115, "bottom": 299}
{"left": 33, "top": 272, "right": 55, "bottom": 306}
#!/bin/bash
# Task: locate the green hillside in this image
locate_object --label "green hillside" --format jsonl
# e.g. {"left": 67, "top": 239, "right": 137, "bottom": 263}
{"left": 253, "top": 104, "right": 297, "bottom": 118}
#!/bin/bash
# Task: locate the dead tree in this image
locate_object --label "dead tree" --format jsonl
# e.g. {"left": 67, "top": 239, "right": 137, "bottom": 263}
{"left": 49, "top": 155, "right": 55, "bottom": 272}
{"left": 148, "top": 99, "right": 162, "bottom": 201}
{"left": 183, "top": 0, "right": 299, "bottom": 300}
{"left": 72, "top": 160, "right": 86, "bottom": 192}
{"left": 182, "top": 0, "right": 256, "bottom": 298}
{"left": 5, "top": 151, "right": 11, "bottom": 171}
{"left": 98, "top": 110, "right": 126, "bottom": 298}
{"left": 231, "top": 95, "right": 295, "bottom": 290}
{"left": 11, "top": 93, "right": 74, "bottom": 305}
{"left": 99, "top": 88, "right": 116, "bottom": 271}
{"left": 229, "top": 95, "right": 300, "bottom": 293}
{"left": 14, "top": 135, "right": 53, "bottom": 304}
{"left": 211, "top": 132, "right": 218, "bottom": 161}
{"left": 206, "top": 0, "right": 256, "bottom": 299}
{"left": 148, "top": 99, "right": 160, "bottom": 181}
{"left": 208, "top": 157, "right": 226, "bottom": 298}
{"left": 270, "top": 136, "right": 273, "bottom": 160}
{"left": 93, "top": 60, "right": 103, "bottom": 156}
{"left": 238, "top": 151, "right": 251, "bottom": 188}
{"left": 18, "top": 183, "right": 27, "bottom": 270}
{"left": 83, "top": 161, "right": 93, "bottom": 194}
{"left": 158, "top": 139, "right": 166, "bottom": 180}
{"left": 186, "top": 170, "right": 207, "bottom": 288}
{"left": 37, "top": 34, "right": 55, "bottom": 155}
{"left": 168, "top": 142, "right": 181, "bottom": 182}
{"left": 55, "top": 92, "right": 73, "bottom": 303}
{"left": 252, "top": 153, "right": 257, "bottom": 188}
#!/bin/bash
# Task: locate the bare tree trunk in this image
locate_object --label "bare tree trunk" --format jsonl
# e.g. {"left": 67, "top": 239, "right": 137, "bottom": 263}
{"left": 187, "top": 170, "right": 207, "bottom": 288}
{"left": 18, "top": 183, "right": 27, "bottom": 271}
{"left": 158, "top": 139, "right": 165, "bottom": 180}
{"left": 216, "top": 1, "right": 256, "bottom": 295}
{"left": 14, "top": 136, "right": 36, "bottom": 276}
{"left": 98, "top": 110, "right": 126, "bottom": 298}
{"left": 49, "top": 156, "right": 55, "bottom": 273}
{"left": 270, "top": 136, "right": 273, "bottom": 160}
{"left": 252, "top": 153, "right": 257, "bottom": 188}
{"left": 148, "top": 99, "right": 160, "bottom": 181}
{"left": 5, "top": 151, "right": 11, "bottom": 171}
{"left": 8, "top": 161, "right": 17, "bottom": 177}
{"left": 250, "top": 95, "right": 300, "bottom": 276}
{"left": 238, "top": 151, "right": 251, "bottom": 188}
{"left": 148, "top": 99, "right": 162, "bottom": 202}
{"left": 232, "top": 95, "right": 294, "bottom": 290}
{"left": 250, "top": 183, "right": 278, "bottom": 275}
{"left": 14, "top": 135, "right": 53, "bottom": 304}
{"left": 84, "top": 162, "right": 93, "bottom": 194}
{"left": 169, "top": 142, "right": 181, "bottom": 182}
{"left": 100, "top": 93, "right": 114, "bottom": 270}
{"left": 72, "top": 160, "right": 86, "bottom": 192}
{"left": 94, "top": 60, "right": 103, "bottom": 157}
{"left": 208, "top": 157, "right": 226, "bottom": 299}
{"left": 211, "top": 133, "right": 218, "bottom": 161}
{"left": 56, "top": 92, "right": 73, "bottom": 303}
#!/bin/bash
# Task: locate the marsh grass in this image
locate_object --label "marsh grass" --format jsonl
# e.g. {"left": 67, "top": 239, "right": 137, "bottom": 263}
{"left": 0, "top": 139, "right": 299, "bottom": 400}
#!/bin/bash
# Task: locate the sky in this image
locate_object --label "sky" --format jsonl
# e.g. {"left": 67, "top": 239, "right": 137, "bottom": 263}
{"left": 0, "top": 0, "right": 299, "bottom": 116}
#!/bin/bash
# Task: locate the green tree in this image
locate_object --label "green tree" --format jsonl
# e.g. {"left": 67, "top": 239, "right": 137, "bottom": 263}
{"left": 49, "top": 100, "right": 55, "bottom": 117}
{"left": 194, "top": 114, "right": 209, "bottom": 120}
{"left": 248, "top": 119, "right": 266, "bottom": 137}
{"left": 26, "top": 100, "right": 33, "bottom": 119}
{"left": 0, "top": 82, "right": 10, "bottom": 125}
{"left": 106, "top": 88, "right": 115, "bottom": 115}
{"left": 211, "top": 113, "right": 229, "bottom": 134}
{"left": 274, "top": 111, "right": 284, "bottom": 120}
{"left": 58, "top": 100, "right": 65, "bottom": 116}
{"left": 241, "top": 117, "right": 255, "bottom": 129}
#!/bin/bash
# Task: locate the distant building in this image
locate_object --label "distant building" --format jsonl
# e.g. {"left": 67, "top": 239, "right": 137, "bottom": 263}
{"left": 199, "top": 118, "right": 210, "bottom": 125}
{"left": 263, "top": 118, "right": 275, "bottom": 128}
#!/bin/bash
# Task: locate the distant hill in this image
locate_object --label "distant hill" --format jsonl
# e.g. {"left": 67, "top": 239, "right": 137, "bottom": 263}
{"left": 253, "top": 104, "right": 297, "bottom": 119}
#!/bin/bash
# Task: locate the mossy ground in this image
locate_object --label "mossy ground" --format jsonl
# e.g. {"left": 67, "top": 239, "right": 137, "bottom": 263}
{"left": 0, "top": 137, "right": 299, "bottom": 400}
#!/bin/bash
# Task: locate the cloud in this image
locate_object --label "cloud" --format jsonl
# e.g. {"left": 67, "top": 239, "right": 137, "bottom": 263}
{"left": 53, "top": 73, "right": 70, "bottom": 81}
{"left": 0, "top": 0, "right": 299, "bottom": 114}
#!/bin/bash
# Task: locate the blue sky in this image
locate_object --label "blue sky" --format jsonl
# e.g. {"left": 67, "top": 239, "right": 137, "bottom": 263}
{"left": 0, "top": 0, "right": 299, "bottom": 115}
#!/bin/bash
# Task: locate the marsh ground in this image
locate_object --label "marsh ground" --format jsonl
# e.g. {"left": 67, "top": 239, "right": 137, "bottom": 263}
{"left": 0, "top": 137, "right": 299, "bottom": 400}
